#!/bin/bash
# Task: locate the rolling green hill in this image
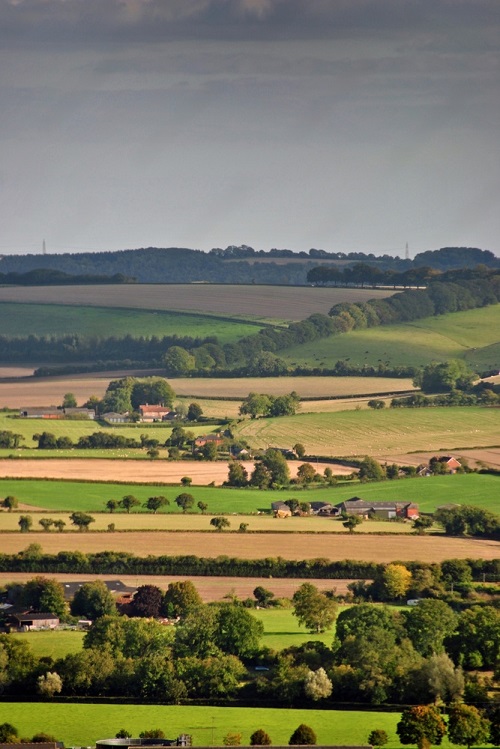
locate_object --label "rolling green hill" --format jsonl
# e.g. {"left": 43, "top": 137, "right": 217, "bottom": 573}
{"left": 281, "top": 304, "right": 500, "bottom": 371}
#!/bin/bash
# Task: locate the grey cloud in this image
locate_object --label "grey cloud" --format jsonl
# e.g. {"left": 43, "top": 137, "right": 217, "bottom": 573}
{"left": 1, "top": 0, "right": 499, "bottom": 46}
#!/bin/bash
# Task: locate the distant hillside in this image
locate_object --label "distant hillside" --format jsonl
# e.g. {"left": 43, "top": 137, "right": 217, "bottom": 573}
{"left": 0, "top": 245, "right": 497, "bottom": 285}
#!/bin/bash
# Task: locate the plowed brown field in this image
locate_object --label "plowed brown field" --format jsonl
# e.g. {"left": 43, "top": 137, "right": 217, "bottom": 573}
{"left": 3, "top": 531, "right": 497, "bottom": 562}
{"left": 0, "top": 284, "right": 393, "bottom": 320}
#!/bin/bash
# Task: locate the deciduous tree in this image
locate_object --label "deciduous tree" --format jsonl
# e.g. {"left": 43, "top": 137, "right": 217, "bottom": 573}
{"left": 250, "top": 730, "right": 272, "bottom": 746}
{"left": 144, "top": 496, "right": 169, "bottom": 514}
{"left": 447, "top": 704, "right": 490, "bottom": 749}
{"left": 71, "top": 580, "right": 117, "bottom": 620}
{"left": 120, "top": 495, "right": 141, "bottom": 513}
{"left": 292, "top": 583, "right": 338, "bottom": 633}
{"left": 175, "top": 493, "right": 195, "bottom": 513}
{"left": 289, "top": 724, "right": 317, "bottom": 745}
{"left": 397, "top": 705, "right": 446, "bottom": 749}
{"left": 210, "top": 517, "right": 230, "bottom": 531}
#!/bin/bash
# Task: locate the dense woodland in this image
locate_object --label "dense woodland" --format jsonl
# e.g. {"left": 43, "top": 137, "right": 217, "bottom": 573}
{"left": 0, "top": 246, "right": 497, "bottom": 285}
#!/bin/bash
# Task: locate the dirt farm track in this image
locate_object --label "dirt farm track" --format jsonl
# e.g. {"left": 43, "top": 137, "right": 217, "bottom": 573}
{"left": 2, "top": 531, "right": 497, "bottom": 563}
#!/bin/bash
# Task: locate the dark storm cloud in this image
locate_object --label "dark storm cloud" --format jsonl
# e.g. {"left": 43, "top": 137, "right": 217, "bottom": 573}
{"left": 1, "top": 0, "right": 499, "bottom": 46}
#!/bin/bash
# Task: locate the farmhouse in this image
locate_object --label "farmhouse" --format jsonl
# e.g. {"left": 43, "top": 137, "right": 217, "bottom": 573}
{"left": 336, "top": 497, "right": 419, "bottom": 520}
{"left": 6, "top": 612, "right": 59, "bottom": 631}
{"left": 437, "top": 456, "right": 462, "bottom": 473}
{"left": 194, "top": 433, "right": 224, "bottom": 448}
{"left": 271, "top": 501, "right": 292, "bottom": 518}
{"left": 139, "top": 404, "right": 174, "bottom": 422}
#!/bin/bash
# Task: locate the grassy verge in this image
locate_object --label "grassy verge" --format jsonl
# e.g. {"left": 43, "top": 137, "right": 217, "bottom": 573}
{"left": 0, "top": 702, "right": 484, "bottom": 748}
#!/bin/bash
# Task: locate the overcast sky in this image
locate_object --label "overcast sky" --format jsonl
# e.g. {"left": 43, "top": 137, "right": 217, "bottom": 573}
{"left": 1, "top": 0, "right": 499, "bottom": 256}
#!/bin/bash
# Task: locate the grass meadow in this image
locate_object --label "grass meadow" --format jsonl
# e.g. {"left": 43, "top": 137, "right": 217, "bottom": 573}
{"left": 0, "top": 472, "right": 497, "bottom": 514}
{"left": 0, "top": 302, "right": 262, "bottom": 342}
{"left": 15, "top": 629, "right": 85, "bottom": 659}
{"left": 0, "top": 702, "right": 488, "bottom": 748}
{"left": 281, "top": 304, "right": 500, "bottom": 370}
{"left": 0, "top": 703, "right": 399, "bottom": 747}
{"left": 235, "top": 406, "right": 500, "bottom": 457}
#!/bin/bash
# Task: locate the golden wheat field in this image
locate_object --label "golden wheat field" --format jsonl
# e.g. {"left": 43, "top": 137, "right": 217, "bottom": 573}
{"left": 0, "top": 458, "right": 353, "bottom": 482}
{"left": 0, "top": 284, "right": 393, "bottom": 321}
{"left": 2, "top": 531, "right": 497, "bottom": 562}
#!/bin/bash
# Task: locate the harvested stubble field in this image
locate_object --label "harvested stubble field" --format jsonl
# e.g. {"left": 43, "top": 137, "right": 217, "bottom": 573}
{"left": 0, "top": 373, "right": 416, "bottom": 409}
{"left": 374, "top": 447, "right": 500, "bottom": 470}
{"left": 0, "top": 457, "right": 352, "bottom": 484}
{"left": 172, "top": 375, "right": 416, "bottom": 398}
{"left": 236, "top": 407, "right": 500, "bottom": 457}
{"left": 281, "top": 304, "right": 500, "bottom": 370}
{"left": 0, "top": 283, "right": 394, "bottom": 321}
{"left": 176, "top": 395, "right": 407, "bottom": 419}
{"left": 2, "top": 530, "right": 497, "bottom": 562}
{"left": 0, "top": 511, "right": 415, "bottom": 534}
{"left": 0, "top": 572, "right": 358, "bottom": 601}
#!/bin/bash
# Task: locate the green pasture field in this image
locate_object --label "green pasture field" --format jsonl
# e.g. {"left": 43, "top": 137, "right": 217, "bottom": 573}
{"left": 254, "top": 607, "right": 338, "bottom": 650}
{"left": 0, "top": 702, "right": 481, "bottom": 748}
{"left": 281, "top": 304, "right": 500, "bottom": 370}
{"left": 235, "top": 406, "right": 500, "bottom": 457}
{"left": 0, "top": 471, "right": 497, "bottom": 515}
{"left": 15, "top": 629, "right": 84, "bottom": 659}
{"left": 0, "top": 302, "right": 262, "bottom": 342}
{"left": 0, "top": 412, "right": 221, "bottom": 448}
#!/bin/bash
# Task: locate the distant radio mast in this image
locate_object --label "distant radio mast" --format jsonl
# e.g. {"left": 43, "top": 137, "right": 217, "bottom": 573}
{"left": 42, "top": 239, "right": 46, "bottom": 255}
{"left": 405, "top": 242, "right": 410, "bottom": 261}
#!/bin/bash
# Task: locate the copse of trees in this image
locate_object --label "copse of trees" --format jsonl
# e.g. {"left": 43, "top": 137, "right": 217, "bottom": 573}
{"left": 239, "top": 391, "right": 300, "bottom": 418}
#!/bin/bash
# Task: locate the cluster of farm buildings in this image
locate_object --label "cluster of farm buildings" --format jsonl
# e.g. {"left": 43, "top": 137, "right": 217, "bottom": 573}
{"left": 271, "top": 496, "right": 420, "bottom": 519}
{"left": 19, "top": 404, "right": 178, "bottom": 422}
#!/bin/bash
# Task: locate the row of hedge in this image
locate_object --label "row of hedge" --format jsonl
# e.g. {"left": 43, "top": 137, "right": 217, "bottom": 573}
{"left": 1, "top": 551, "right": 499, "bottom": 580}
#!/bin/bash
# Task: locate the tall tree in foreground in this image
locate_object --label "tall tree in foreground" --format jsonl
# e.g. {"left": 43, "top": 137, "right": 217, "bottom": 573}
{"left": 447, "top": 704, "right": 490, "bottom": 749}
{"left": 397, "top": 705, "right": 447, "bottom": 749}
